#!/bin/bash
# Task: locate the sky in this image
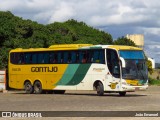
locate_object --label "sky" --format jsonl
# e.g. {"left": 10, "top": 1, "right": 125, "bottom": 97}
{"left": 0, "top": 0, "right": 160, "bottom": 63}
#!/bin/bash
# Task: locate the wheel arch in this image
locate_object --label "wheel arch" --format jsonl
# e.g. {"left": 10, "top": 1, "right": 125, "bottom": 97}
{"left": 33, "top": 79, "right": 43, "bottom": 94}
{"left": 24, "top": 79, "right": 34, "bottom": 94}
{"left": 93, "top": 80, "right": 104, "bottom": 90}
{"left": 24, "top": 80, "right": 32, "bottom": 87}
{"left": 33, "top": 79, "right": 43, "bottom": 87}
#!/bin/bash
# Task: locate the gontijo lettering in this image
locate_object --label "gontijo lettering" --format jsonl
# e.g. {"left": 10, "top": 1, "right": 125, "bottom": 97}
{"left": 31, "top": 66, "right": 58, "bottom": 72}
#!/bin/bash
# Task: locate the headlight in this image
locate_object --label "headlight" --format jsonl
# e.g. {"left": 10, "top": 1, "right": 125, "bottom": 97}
{"left": 122, "top": 82, "right": 127, "bottom": 85}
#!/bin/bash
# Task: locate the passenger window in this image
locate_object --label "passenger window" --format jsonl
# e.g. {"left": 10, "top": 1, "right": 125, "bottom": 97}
{"left": 49, "top": 53, "right": 54, "bottom": 63}
{"left": 43, "top": 52, "right": 49, "bottom": 64}
{"left": 71, "top": 51, "right": 76, "bottom": 63}
{"left": 79, "top": 51, "right": 87, "bottom": 63}
{"left": 63, "top": 52, "right": 68, "bottom": 63}
{"left": 92, "top": 50, "right": 105, "bottom": 64}
{"left": 93, "top": 51, "right": 99, "bottom": 63}
{"left": 57, "top": 52, "right": 62, "bottom": 63}
{"left": 10, "top": 53, "right": 24, "bottom": 64}
{"left": 31, "top": 53, "right": 37, "bottom": 64}
{"left": 18, "top": 53, "right": 24, "bottom": 64}
{"left": 68, "top": 52, "right": 72, "bottom": 63}
{"left": 37, "top": 53, "right": 44, "bottom": 63}
{"left": 25, "top": 53, "right": 32, "bottom": 64}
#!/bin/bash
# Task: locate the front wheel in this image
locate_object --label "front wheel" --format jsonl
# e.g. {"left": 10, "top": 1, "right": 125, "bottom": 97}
{"left": 24, "top": 81, "right": 34, "bottom": 94}
{"left": 34, "top": 81, "right": 43, "bottom": 94}
{"left": 96, "top": 82, "right": 104, "bottom": 96}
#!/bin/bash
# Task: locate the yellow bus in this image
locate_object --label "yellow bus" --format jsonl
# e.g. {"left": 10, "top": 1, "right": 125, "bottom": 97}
{"left": 8, "top": 44, "right": 148, "bottom": 96}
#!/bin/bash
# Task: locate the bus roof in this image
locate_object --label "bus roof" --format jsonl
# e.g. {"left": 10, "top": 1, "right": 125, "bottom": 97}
{"left": 10, "top": 44, "right": 93, "bottom": 52}
{"left": 107, "top": 45, "right": 142, "bottom": 51}
{"left": 49, "top": 44, "right": 93, "bottom": 49}
{"left": 80, "top": 45, "right": 142, "bottom": 51}
{"left": 10, "top": 44, "right": 142, "bottom": 52}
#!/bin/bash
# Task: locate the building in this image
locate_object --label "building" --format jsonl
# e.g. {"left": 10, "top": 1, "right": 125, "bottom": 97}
{"left": 126, "top": 34, "right": 144, "bottom": 48}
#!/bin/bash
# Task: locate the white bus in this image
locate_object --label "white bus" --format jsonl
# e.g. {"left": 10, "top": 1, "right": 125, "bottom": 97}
{"left": 9, "top": 44, "right": 148, "bottom": 96}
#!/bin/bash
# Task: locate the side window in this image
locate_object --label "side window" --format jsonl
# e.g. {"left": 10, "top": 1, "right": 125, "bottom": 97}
{"left": 10, "top": 52, "right": 24, "bottom": 64}
{"left": 49, "top": 52, "right": 57, "bottom": 63}
{"left": 88, "top": 50, "right": 94, "bottom": 63}
{"left": 10, "top": 53, "right": 15, "bottom": 64}
{"left": 37, "top": 53, "right": 44, "bottom": 63}
{"left": 71, "top": 51, "right": 76, "bottom": 63}
{"left": 43, "top": 52, "right": 50, "bottom": 64}
{"left": 68, "top": 52, "right": 72, "bottom": 63}
{"left": 63, "top": 52, "right": 68, "bottom": 63}
{"left": 92, "top": 50, "right": 105, "bottom": 64}
{"left": 93, "top": 51, "right": 99, "bottom": 63}
{"left": 99, "top": 50, "right": 105, "bottom": 64}
{"left": 75, "top": 51, "right": 80, "bottom": 63}
{"left": 25, "top": 53, "right": 31, "bottom": 64}
{"left": 31, "top": 53, "right": 37, "bottom": 64}
{"left": 57, "top": 52, "right": 62, "bottom": 63}
{"left": 25, "top": 53, "right": 32, "bottom": 64}
{"left": 79, "top": 51, "right": 87, "bottom": 63}
{"left": 37, "top": 52, "right": 50, "bottom": 64}
{"left": 18, "top": 53, "right": 25, "bottom": 64}
{"left": 86, "top": 50, "right": 91, "bottom": 63}
{"left": 107, "top": 49, "right": 120, "bottom": 78}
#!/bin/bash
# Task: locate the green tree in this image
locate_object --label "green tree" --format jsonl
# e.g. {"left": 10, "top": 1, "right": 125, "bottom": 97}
{"left": 46, "top": 19, "right": 113, "bottom": 45}
{"left": 147, "top": 59, "right": 154, "bottom": 75}
{"left": 0, "top": 11, "right": 114, "bottom": 69}
{"left": 114, "top": 36, "right": 136, "bottom": 46}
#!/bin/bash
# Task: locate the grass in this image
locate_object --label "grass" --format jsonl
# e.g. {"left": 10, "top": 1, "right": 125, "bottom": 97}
{"left": 148, "top": 77, "right": 160, "bottom": 85}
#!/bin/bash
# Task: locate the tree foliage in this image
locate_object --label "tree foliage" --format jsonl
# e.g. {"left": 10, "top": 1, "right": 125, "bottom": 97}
{"left": 46, "top": 19, "right": 113, "bottom": 45}
{"left": 0, "top": 11, "right": 153, "bottom": 80}
{"left": 147, "top": 59, "right": 154, "bottom": 75}
{"left": 0, "top": 11, "right": 114, "bottom": 69}
{"left": 114, "top": 36, "right": 136, "bottom": 46}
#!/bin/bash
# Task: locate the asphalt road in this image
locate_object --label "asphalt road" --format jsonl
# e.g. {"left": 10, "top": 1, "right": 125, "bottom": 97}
{"left": 0, "top": 86, "right": 160, "bottom": 120}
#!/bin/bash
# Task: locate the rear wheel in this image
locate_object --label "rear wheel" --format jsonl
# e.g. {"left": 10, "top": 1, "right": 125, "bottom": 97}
{"left": 24, "top": 81, "right": 33, "bottom": 94}
{"left": 96, "top": 82, "right": 104, "bottom": 96}
{"left": 34, "top": 81, "right": 43, "bottom": 94}
{"left": 119, "top": 92, "right": 126, "bottom": 96}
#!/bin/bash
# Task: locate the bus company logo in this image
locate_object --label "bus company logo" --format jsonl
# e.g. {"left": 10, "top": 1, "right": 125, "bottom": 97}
{"left": 2, "top": 112, "right": 11, "bottom": 117}
{"left": 93, "top": 68, "right": 105, "bottom": 72}
{"left": 108, "top": 82, "right": 118, "bottom": 89}
{"left": 31, "top": 66, "right": 58, "bottom": 72}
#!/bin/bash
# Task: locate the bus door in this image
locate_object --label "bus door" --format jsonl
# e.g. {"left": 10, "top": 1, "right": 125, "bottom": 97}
{"left": 105, "top": 49, "right": 121, "bottom": 91}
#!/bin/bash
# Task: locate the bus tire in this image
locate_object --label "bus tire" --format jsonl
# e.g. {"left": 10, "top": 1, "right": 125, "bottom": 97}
{"left": 53, "top": 90, "right": 65, "bottom": 94}
{"left": 24, "top": 81, "right": 34, "bottom": 94}
{"left": 119, "top": 92, "right": 126, "bottom": 96}
{"left": 34, "top": 81, "right": 43, "bottom": 94}
{"left": 96, "top": 82, "right": 104, "bottom": 96}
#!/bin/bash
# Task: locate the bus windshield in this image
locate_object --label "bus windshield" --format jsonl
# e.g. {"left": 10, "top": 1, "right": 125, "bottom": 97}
{"left": 119, "top": 50, "right": 148, "bottom": 81}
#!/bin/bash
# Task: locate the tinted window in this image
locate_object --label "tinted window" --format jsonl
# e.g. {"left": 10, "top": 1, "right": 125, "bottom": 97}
{"left": 10, "top": 49, "right": 105, "bottom": 64}
{"left": 119, "top": 50, "right": 145, "bottom": 59}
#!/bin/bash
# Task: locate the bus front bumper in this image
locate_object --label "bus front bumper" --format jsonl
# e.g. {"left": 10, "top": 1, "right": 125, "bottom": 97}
{"left": 121, "top": 85, "right": 148, "bottom": 92}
